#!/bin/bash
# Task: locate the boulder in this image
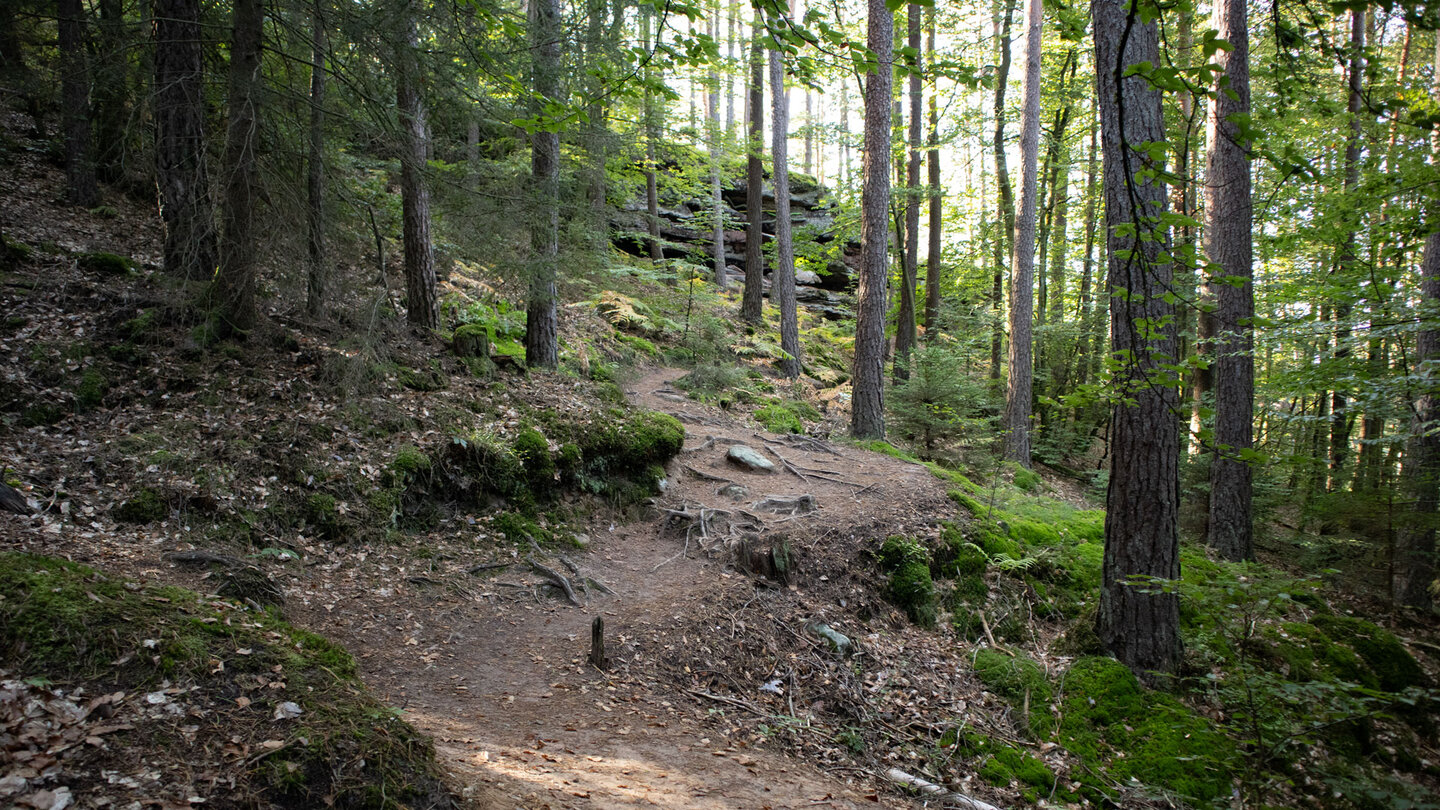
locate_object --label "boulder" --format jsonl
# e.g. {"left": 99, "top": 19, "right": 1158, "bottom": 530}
{"left": 796, "top": 269, "right": 822, "bottom": 286}
{"left": 726, "top": 445, "right": 775, "bottom": 473}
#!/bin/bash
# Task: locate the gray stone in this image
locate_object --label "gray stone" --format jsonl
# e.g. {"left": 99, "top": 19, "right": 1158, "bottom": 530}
{"left": 795, "top": 269, "right": 822, "bottom": 286}
{"left": 726, "top": 445, "right": 775, "bottom": 473}
{"left": 718, "top": 483, "right": 749, "bottom": 500}
{"left": 810, "top": 623, "right": 853, "bottom": 657}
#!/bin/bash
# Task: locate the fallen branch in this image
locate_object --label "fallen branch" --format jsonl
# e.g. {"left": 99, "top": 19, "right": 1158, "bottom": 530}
{"left": 684, "top": 688, "right": 780, "bottom": 720}
{"left": 683, "top": 464, "right": 732, "bottom": 483}
{"left": 883, "top": 768, "right": 1004, "bottom": 810}
{"left": 163, "top": 550, "right": 245, "bottom": 568}
{"left": 466, "top": 561, "right": 511, "bottom": 575}
{"left": 527, "top": 556, "right": 583, "bottom": 607}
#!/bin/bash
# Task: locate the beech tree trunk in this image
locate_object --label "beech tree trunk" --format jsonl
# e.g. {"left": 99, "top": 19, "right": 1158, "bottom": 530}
{"left": 923, "top": 7, "right": 941, "bottom": 333}
{"left": 1093, "top": 0, "right": 1181, "bottom": 682}
{"left": 153, "top": 0, "right": 216, "bottom": 281}
{"left": 215, "top": 0, "right": 264, "bottom": 332}
{"left": 1205, "top": 0, "right": 1254, "bottom": 561}
{"left": 769, "top": 23, "right": 801, "bottom": 379}
{"left": 305, "top": 0, "right": 327, "bottom": 318}
{"left": 396, "top": 2, "right": 437, "bottom": 330}
{"left": 526, "top": 0, "right": 560, "bottom": 368}
{"left": 741, "top": 12, "right": 765, "bottom": 323}
{"left": 851, "top": 0, "right": 892, "bottom": 439}
{"left": 1002, "top": 0, "right": 1041, "bottom": 467}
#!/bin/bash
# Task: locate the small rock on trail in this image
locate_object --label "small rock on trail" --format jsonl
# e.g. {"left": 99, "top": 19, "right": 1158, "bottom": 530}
{"left": 726, "top": 444, "right": 774, "bottom": 473}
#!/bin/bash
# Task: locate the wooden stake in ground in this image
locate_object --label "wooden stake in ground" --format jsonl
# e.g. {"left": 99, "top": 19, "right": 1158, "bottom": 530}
{"left": 590, "top": 616, "right": 607, "bottom": 670}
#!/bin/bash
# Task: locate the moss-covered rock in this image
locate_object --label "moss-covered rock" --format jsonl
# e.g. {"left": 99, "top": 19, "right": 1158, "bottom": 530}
{"left": 451, "top": 323, "right": 490, "bottom": 358}
{"left": 755, "top": 401, "right": 803, "bottom": 434}
{"left": 115, "top": 487, "right": 167, "bottom": 523}
{"left": 1310, "top": 615, "right": 1426, "bottom": 692}
{"left": 513, "top": 428, "right": 556, "bottom": 495}
{"left": 77, "top": 251, "right": 137, "bottom": 275}
{"left": 877, "top": 536, "right": 937, "bottom": 627}
{"left": 75, "top": 367, "right": 108, "bottom": 411}
{"left": 391, "top": 445, "right": 431, "bottom": 482}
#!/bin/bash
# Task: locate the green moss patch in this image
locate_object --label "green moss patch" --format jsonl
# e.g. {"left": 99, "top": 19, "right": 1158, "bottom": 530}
{"left": 77, "top": 251, "right": 137, "bottom": 275}
{"left": 877, "top": 536, "right": 936, "bottom": 627}
{"left": 973, "top": 649, "right": 1055, "bottom": 739}
{"left": 755, "top": 401, "right": 804, "bottom": 434}
{"left": 115, "top": 487, "right": 167, "bottom": 523}
{"left": 0, "top": 553, "right": 460, "bottom": 808}
{"left": 1059, "top": 656, "right": 1234, "bottom": 804}
{"left": 1309, "top": 615, "right": 1426, "bottom": 693}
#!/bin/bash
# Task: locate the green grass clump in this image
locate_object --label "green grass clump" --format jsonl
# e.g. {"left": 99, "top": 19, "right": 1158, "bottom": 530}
{"left": 877, "top": 536, "right": 936, "bottom": 627}
{"left": 755, "top": 401, "right": 804, "bottom": 434}
{"left": 0, "top": 553, "right": 458, "bottom": 808}
{"left": 1059, "top": 656, "right": 1234, "bottom": 804}
{"left": 115, "top": 487, "right": 167, "bottom": 523}
{"left": 973, "top": 649, "right": 1055, "bottom": 739}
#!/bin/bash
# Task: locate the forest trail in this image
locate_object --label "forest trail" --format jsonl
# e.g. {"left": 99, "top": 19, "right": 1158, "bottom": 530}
{"left": 292, "top": 367, "right": 950, "bottom": 808}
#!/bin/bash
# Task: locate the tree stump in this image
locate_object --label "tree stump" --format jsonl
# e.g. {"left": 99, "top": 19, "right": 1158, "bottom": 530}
{"left": 737, "top": 536, "right": 793, "bottom": 585}
{"left": 589, "top": 616, "right": 606, "bottom": 670}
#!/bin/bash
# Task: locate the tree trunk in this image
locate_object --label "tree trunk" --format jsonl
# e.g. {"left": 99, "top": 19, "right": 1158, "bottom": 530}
{"left": 1093, "top": 0, "right": 1181, "bottom": 682}
{"left": 990, "top": 0, "right": 1018, "bottom": 384}
{"left": 1074, "top": 119, "right": 1098, "bottom": 392}
{"left": 741, "top": 10, "right": 765, "bottom": 324}
{"left": 305, "top": 0, "right": 327, "bottom": 318}
{"left": 1205, "top": 0, "right": 1254, "bottom": 562}
{"left": 1330, "top": 9, "right": 1366, "bottom": 492}
{"left": 94, "top": 0, "right": 127, "bottom": 185}
{"left": 1393, "top": 38, "right": 1440, "bottom": 610}
{"left": 215, "top": 0, "right": 264, "bottom": 332}
{"left": 769, "top": 26, "right": 801, "bottom": 379}
{"left": 851, "top": 0, "right": 893, "bottom": 439}
{"left": 58, "top": 0, "right": 98, "bottom": 207}
{"left": 893, "top": 4, "right": 922, "bottom": 380}
{"left": 396, "top": 2, "right": 437, "bottom": 330}
{"left": 642, "top": 7, "right": 665, "bottom": 273}
{"left": 526, "top": 0, "right": 560, "bottom": 368}
{"left": 923, "top": 7, "right": 941, "bottom": 333}
{"left": 708, "top": 4, "right": 726, "bottom": 290}
{"left": 154, "top": 0, "right": 216, "bottom": 282}
{"left": 1002, "top": 0, "right": 1041, "bottom": 467}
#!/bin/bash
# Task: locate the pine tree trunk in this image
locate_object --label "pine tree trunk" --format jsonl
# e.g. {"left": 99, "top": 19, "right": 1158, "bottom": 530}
{"left": 851, "top": 0, "right": 893, "bottom": 439}
{"left": 1093, "top": 0, "right": 1181, "bottom": 682}
{"left": 1205, "top": 0, "right": 1254, "bottom": 561}
{"left": 1075, "top": 120, "right": 1098, "bottom": 392}
{"left": 990, "top": 0, "right": 1018, "bottom": 384}
{"left": 305, "top": 0, "right": 327, "bottom": 318}
{"left": 396, "top": 2, "right": 437, "bottom": 330}
{"left": 893, "top": 4, "right": 921, "bottom": 381}
{"left": 526, "top": 0, "right": 560, "bottom": 368}
{"left": 708, "top": 4, "right": 726, "bottom": 290}
{"left": 1393, "top": 38, "right": 1440, "bottom": 609}
{"left": 94, "top": 0, "right": 127, "bottom": 185}
{"left": 1330, "top": 9, "right": 1366, "bottom": 492}
{"left": 769, "top": 29, "right": 801, "bottom": 379}
{"left": 924, "top": 6, "right": 941, "bottom": 334}
{"left": 154, "top": 0, "right": 216, "bottom": 282}
{"left": 1002, "top": 0, "right": 1041, "bottom": 467}
{"left": 215, "top": 0, "right": 264, "bottom": 332}
{"left": 59, "top": 0, "right": 97, "bottom": 207}
{"left": 741, "top": 9, "right": 765, "bottom": 324}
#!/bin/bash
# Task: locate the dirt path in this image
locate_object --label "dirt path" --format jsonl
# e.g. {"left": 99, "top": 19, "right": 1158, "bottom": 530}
{"left": 294, "top": 369, "right": 952, "bottom": 808}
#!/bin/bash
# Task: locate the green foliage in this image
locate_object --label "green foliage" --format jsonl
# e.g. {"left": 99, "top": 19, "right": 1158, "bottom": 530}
{"left": 889, "top": 344, "right": 995, "bottom": 456}
{"left": 1009, "top": 464, "right": 1042, "bottom": 493}
{"left": 304, "top": 493, "right": 343, "bottom": 540}
{"left": 115, "top": 488, "right": 166, "bottom": 523}
{"left": 674, "top": 364, "right": 755, "bottom": 405}
{"left": 972, "top": 649, "right": 1055, "bottom": 739}
{"left": 513, "top": 428, "right": 556, "bottom": 496}
{"left": 74, "top": 368, "right": 107, "bottom": 412}
{"left": 877, "top": 537, "right": 937, "bottom": 627}
{"left": 754, "top": 401, "right": 804, "bottom": 434}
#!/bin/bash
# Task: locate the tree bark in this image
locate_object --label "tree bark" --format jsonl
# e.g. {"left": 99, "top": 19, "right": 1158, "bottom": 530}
{"left": 1330, "top": 9, "right": 1366, "bottom": 492}
{"left": 708, "top": 3, "right": 727, "bottom": 290}
{"left": 990, "top": 0, "right": 1018, "bottom": 384}
{"left": 58, "top": 0, "right": 98, "bottom": 207}
{"left": 769, "top": 22, "right": 801, "bottom": 379}
{"left": 893, "top": 4, "right": 922, "bottom": 380}
{"left": 923, "top": 7, "right": 941, "bottom": 333}
{"left": 1075, "top": 119, "right": 1098, "bottom": 391}
{"left": 642, "top": 6, "right": 665, "bottom": 272}
{"left": 741, "top": 9, "right": 765, "bottom": 324}
{"left": 1093, "top": 0, "right": 1181, "bottom": 682}
{"left": 1393, "top": 37, "right": 1440, "bottom": 610}
{"left": 153, "top": 0, "right": 216, "bottom": 281}
{"left": 215, "top": 0, "right": 264, "bottom": 332}
{"left": 526, "top": 0, "right": 560, "bottom": 368}
{"left": 1204, "top": 0, "right": 1254, "bottom": 561}
{"left": 851, "top": 0, "right": 892, "bottom": 439}
{"left": 1002, "top": 0, "right": 1041, "bottom": 467}
{"left": 305, "top": 0, "right": 327, "bottom": 318}
{"left": 94, "top": 0, "right": 127, "bottom": 185}
{"left": 396, "top": 1, "right": 437, "bottom": 330}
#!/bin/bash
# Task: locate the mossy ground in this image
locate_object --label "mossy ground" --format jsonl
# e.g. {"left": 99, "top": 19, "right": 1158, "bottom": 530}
{"left": 0, "top": 552, "right": 457, "bottom": 808}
